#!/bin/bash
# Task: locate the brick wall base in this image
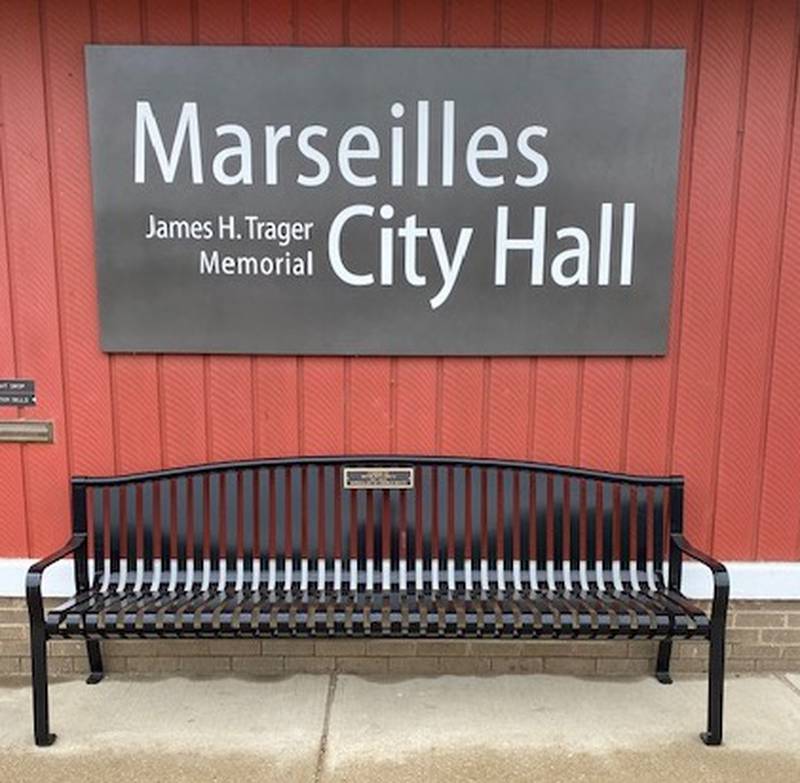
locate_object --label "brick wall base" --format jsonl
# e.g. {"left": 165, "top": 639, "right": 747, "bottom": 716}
{"left": 1, "top": 598, "right": 798, "bottom": 680}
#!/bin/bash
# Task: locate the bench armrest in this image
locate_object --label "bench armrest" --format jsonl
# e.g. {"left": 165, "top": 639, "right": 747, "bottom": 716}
{"left": 670, "top": 532, "right": 729, "bottom": 626}
{"left": 26, "top": 534, "right": 87, "bottom": 623}
{"left": 670, "top": 533, "right": 728, "bottom": 579}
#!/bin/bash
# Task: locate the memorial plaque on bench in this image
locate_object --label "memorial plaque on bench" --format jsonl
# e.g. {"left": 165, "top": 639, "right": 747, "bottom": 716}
{"left": 343, "top": 467, "right": 414, "bottom": 490}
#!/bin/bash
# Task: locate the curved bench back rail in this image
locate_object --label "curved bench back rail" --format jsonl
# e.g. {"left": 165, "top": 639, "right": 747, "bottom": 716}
{"left": 71, "top": 457, "right": 684, "bottom": 595}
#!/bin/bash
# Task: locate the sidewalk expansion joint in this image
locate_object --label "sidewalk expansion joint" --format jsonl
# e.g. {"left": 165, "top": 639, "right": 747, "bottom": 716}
{"left": 313, "top": 671, "right": 338, "bottom": 783}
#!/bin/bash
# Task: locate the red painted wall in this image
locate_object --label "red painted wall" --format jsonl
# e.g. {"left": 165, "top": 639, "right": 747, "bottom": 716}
{"left": 1, "top": 0, "right": 799, "bottom": 562}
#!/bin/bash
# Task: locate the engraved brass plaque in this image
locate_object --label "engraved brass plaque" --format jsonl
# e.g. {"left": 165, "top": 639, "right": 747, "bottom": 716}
{"left": 0, "top": 420, "right": 53, "bottom": 443}
{"left": 343, "top": 467, "right": 414, "bottom": 490}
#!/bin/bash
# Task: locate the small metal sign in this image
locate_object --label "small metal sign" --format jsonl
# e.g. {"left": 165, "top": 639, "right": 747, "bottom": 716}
{"left": 0, "top": 420, "right": 53, "bottom": 443}
{"left": 343, "top": 467, "right": 414, "bottom": 490}
{"left": 0, "top": 379, "right": 36, "bottom": 406}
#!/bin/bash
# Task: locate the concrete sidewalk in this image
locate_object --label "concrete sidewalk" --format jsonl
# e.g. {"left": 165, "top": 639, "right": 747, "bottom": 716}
{"left": 1, "top": 673, "right": 798, "bottom": 782}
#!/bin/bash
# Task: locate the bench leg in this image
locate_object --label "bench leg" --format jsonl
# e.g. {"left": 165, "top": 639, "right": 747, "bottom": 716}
{"left": 85, "top": 639, "right": 104, "bottom": 684}
{"left": 701, "top": 621, "right": 726, "bottom": 746}
{"left": 30, "top": 624, "right": 56, "bottom": 746}
{"left": 655, "top": 639, "right": 673, "bottom": 684}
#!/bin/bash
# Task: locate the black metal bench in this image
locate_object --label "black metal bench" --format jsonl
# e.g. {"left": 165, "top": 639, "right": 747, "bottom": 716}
{"left": 27, "top": 456, "right": 729, "bottom": 746}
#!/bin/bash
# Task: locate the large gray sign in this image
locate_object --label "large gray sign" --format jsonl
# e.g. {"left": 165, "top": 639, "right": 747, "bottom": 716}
{"left": 85, "top": 46, "right": 684, "bottom": 355}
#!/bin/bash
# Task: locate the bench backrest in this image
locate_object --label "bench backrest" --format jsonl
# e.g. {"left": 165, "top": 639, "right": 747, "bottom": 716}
{"left": 71, "top": 457, "right": 684, "bottom": 594}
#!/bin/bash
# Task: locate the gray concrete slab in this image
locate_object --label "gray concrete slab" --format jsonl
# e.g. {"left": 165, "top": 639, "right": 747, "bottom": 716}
{"left": 0, "top": 675, "right": 328, "bottom": 782}
{"left": 323, "top": 673, "right": 800, "bottom": 782}
{"left": 0, "top": 673, "right": 798, "bottom": 783}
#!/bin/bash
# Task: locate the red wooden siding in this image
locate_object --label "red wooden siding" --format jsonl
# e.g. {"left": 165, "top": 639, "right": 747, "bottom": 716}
{"left": 1, "top": 0, "right": 799, "bottom": 561}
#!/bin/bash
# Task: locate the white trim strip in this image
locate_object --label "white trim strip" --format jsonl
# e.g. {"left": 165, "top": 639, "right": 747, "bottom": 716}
{"left": 1, "top": 558, "right": 799, "bottom": 600}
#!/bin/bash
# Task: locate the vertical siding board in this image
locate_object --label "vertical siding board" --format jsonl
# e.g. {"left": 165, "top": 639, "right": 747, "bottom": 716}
{"left": 549, "top": 0, "right": 598, "bottom": 47}
{"left": 254, "top": 357, "right": 300, "bottom": 456}
{"left": 41, "top": 0, "right": 115, "bottom": 478}
{"left": 758, "top": 19, "right": 800, "bottom": 560}
{"left": 672, "top": 0, "right": 751, "bottom": 549}
{"left": 296, "top": 0, "right": 345, "bottom": 46}
{"left": 600, "top": 0, "right": 649, "bottom": 46}
{"left": 448, "top": 0, "right": 496, "bottom": 46}
{"left": 302, "top": 358, "right": 346, "bottom": 455}
{"left": 626, "top": 1, "right": 699, "bottom": 475}
{"left": 713, "top": 0, "right": 798, "bottom": 559}
{"left": 395, "top": 359, "right": 437, "bottom": 454}
{"left": 144, "top": 0, "right": 206, "bottom": 468}
{"left": 144, "top": 0, "right": 193, "bottom": 42}
{"left": 248, "top": 0, "right": 294, "bottom": 44}
{"left": 0, "top": 0, "right": 71, "bottom": 555}
{"left": 195, "top": 2, "right": 255, "bottom": 462}
{"left": 349, "top": 0, "right": 394, "bottom": 45}
{"left": 93, "top": 0, "right": 163, "bottom": 474}
{"left": 348, "top": 360, "right": 393, "bottom": 453}
{"left": 0, "top": 56, "right": 28, "bottom": 555}
{"left": 196, "top": 0, "right": 244, "bottom": 43}
{"left": 486, "top": 360, "right": 530, "bottom": 458}
{"left": 499, "top": 0, "right": 548, "bottom": 47}
{"left": 398, "top": 0, "right": 444, "bottom": 46}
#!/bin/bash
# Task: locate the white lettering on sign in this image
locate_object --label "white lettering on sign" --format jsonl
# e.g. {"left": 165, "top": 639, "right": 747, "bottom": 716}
{"left": 495, "top": 203, "right": 636, "bottom": 288}
{"left": 133, "top": 100, "right": 550, "bottom": 190}
{"left": 131, "top": 99, "right": 638, "bottom": 309}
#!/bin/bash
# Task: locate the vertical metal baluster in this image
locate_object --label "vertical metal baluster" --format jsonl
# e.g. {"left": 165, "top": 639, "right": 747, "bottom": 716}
{"left": 175, "top": 477, "right": 191, "bottom": 590}
{"left": 653, "top": 484, "right": 666, "bottom": 588}
{"left": 635, "top": 485, "right": 648, "bottom": 589}
{"left": 333, "top": 465, "right": 343, "bottom": 592}
{"left": 568, "top": 477, "right": 580, "bottom": 590}
{"left": 619, "top": 483, "right": 631, "bottom": 588}
{"left": 239, "top": 471, "right": 251, "bottom": 590}
{"left": 92, "top": 488, "right": 105, "bottom": 589}
{"left": 267, "top": 468, "right": 277, "bottom": 591}
{"left": 464, "top": 467, "right": 474, "bottom": 590}
{"left": 124, "top": 484, "right": 136, "bottom": 590}
{"left": 495, "top": 470, "right": 506, "bottom": 591}
{"left": 511, "top": 470, "right": 521, "bottom": 590}
{"left": 383, "top": 488, "right": 393, "bottom": 591}
{"left": 314, "top": 465, "right": 324, "bottom": 591}
{"left": 534, "top": 474, "right": 546, "bottom": 589}
{"left": 486, "top": 468, "right": 497, "bottom": 589}
{"left": 273, "top": 466, "right": 286, "bottom": 590}
{"left": 421, "top": 466, "right": 433, "bottom": 590}
{"left": 480, "top": 468, "right": 489, "bottom": 590}
{"left": 452, "top": 466, "right": 465, "bottom": 590}
{"left": 290, "top": 466, "right": 302, "bottom": 590}
{"left": 584, "top": 479, "right": 597, "bottom": 590}
{"left": 212, "top": 474, "right": 222, "bottom": 588}
{"left": 254, "top": 469, "right": 266, "bottom": 590}
{"left": 191, "top": 475, "right": 203, "bottom": 590}
{"left": 549, "top": 475, "right": 561, "bottom": 589}
{"left": 399, "top": 485, "right": 409, "bottom": 591}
